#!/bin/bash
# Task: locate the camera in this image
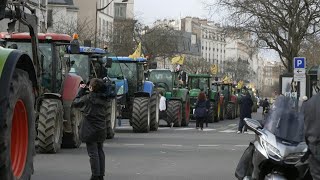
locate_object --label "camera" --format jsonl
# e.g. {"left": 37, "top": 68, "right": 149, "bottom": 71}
{"left": 102, "top": 77, "right": 116, "bottom": 98}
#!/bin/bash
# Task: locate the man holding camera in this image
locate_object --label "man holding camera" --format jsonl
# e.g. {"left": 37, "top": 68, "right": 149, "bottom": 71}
{"left": 73, "top": 78, "right": 109, "bottom": 180}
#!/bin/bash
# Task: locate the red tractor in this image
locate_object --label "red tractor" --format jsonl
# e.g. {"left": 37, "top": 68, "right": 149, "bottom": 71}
{"left": 0, "top": 32, "right": 83, "bottom": 153}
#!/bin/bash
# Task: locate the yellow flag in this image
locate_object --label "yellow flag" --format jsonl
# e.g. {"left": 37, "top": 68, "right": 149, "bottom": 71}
{"left": 237, "top": 80, "right": 244, "bottom": 89}
{"left": 211, "top": 64, "right": 218, "bottom": 74}
{"left": 171, "top": 55, "right": 185, "bottom": 65}
{"left": 129, "top": 42, "right": 142, "bottom": 59}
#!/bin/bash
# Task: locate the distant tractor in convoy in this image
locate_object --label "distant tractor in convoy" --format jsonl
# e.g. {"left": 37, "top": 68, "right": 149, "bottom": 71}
{"left": 107, "top": 57, "right": 159, "bottom": 133}
{"left": 188, "top": 74, "right": 220, "bottom": 123}
{"left": 146, "top": 69, "right": 190, "bottom": 127}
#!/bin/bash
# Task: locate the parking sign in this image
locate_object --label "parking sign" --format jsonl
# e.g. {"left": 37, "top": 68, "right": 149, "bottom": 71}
{"left": 294, "top": 57, "right": 306, "bottom": 69}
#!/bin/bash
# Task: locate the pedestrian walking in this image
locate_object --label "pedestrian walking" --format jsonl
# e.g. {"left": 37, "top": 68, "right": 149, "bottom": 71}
{"left": 73, "top": 78, "right": 109, "bottom": 180}
{"left": 262, "top": 98, "right": 270, "bottom": 119}
{"left": 238, "top": 91, "right": 253, "bottom": 134}
{"left": 159, "top": 91, "right": 170, "bottom": 127}
{"left": 302, "top": 85, "right": 320, "bottom": 179}
{"left": 195, "top": 92, "right": 208, "bottom": 130}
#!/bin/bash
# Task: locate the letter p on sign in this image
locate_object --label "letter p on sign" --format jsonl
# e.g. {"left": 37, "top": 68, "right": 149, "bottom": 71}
{"left": 294, "top": 57, "right": 306, "bottom": 69}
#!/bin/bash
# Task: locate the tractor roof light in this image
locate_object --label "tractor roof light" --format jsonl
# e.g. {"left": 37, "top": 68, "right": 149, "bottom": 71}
{"left": 73, "top": 33, "right": 79, "bottom": 40}
{"left": 4, "top": 34, "right": 11, "bottom": 39}
{"left": 45, "top": 36, "right": 52, "bottom": 40}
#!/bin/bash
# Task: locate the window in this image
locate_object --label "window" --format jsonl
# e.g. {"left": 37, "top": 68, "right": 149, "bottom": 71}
{"left": 114, "top": 3, "right": 127, "bottom": 18}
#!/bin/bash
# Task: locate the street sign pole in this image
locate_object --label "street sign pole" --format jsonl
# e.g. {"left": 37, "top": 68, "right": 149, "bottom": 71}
{"left": 293, "top": 57, "right": 306, "bottom": 110}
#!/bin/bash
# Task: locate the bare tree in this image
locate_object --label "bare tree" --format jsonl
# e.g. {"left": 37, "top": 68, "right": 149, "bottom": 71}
{"left": 183, "top": 57, "right": 212, "bottom": 74}
{"left": 224, "top": 58, "right": 252, "bottom": 81}
{"left": 300, "top": 34, "right": 320, "bottom": 67}
{"left": 112, "top": 19, "right": 136, "bottom": 56}
{"left": 211, "top": 0, "right": 320, "bottom": 73}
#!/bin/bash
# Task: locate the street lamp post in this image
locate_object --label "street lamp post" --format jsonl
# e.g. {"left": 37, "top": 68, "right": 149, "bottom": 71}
{"left": 94, "top": 0, "right": 128, "bottom": 47}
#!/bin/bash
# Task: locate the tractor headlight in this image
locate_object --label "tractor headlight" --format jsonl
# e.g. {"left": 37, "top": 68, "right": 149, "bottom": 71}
{"left": 117, "top": 85, "right": 124, "bottom": 95}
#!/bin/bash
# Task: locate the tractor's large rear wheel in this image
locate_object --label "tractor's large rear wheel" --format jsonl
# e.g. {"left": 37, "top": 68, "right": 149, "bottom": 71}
{"left": 37, "top": 99, "right": 63, "bottom": 153}
{"left": 61, "top": 107, "right": 82, "bottom": 148}
{"left": 226, "top": 103, "right": 235, "bottom": 120}
{"left": 132, "top": 97, "right": 150, "bottom": 133}
{"left": 150, "top": 92, "right": 159, "bottom": 131}
{"left": 181, "top": 95, "right": 190, "bottom": 126}
{"left": 0, "top": 69, "right": 35, "bottom": 180}
{"left": 207, "top": 102, "right": 214, "bottom": 123}
{"left": 167, "top": 100, "right": 182, "bottom": 127}
{"left": 106, "top": 98, "right": 117, "bottom": 139}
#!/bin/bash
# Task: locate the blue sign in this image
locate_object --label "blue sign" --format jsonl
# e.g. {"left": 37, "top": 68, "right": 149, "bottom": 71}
{"left": 294, "top": 57, "right": 306, "bottom": 69}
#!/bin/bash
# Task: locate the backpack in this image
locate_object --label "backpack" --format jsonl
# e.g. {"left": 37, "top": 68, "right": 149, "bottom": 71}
{"left": 195, "top": 101, "right": 207, "bottom": 118}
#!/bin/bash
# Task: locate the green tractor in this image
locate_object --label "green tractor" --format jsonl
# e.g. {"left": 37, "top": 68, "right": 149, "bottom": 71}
{"left": 188, "top": 74, "right": 220, "bottom": 123}
{"left": 146, "top": 69, "right": 190, "bottom": 127}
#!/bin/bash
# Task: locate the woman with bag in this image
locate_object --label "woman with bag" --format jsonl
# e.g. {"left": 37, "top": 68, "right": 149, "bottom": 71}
{"left": 195, "top": 92, "right": 208, "bottom": 130}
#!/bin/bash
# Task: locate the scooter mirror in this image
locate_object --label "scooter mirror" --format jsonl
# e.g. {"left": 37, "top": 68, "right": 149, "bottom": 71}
{"left": 244, "top": 118, "right": 262, "bottom": 135}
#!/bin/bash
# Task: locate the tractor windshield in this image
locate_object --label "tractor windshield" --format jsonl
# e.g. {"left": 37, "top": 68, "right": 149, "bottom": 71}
{"left": 107, "top": 62, "right": 123, "bottom": 79}
{"left": 69, "top": 54, "right": 90, "bottom": 83}
{"left": 189, "top": 77, "right": 209, "bottom": 91}
{"left": 148, "top": 71, "right": 173, "bottom": 91}
{"left": 6, "top": 41, "right": 53, "bottom": 89}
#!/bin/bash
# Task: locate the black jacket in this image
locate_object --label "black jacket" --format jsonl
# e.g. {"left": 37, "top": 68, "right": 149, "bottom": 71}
{"left": 72, "top": 88, "right": 109, "bottom": 143}
{"left": 195, "top": 100, "right": 208, "bottom": 118}
{"left": 239, "top": 94, "right": 253, "bottom": 119}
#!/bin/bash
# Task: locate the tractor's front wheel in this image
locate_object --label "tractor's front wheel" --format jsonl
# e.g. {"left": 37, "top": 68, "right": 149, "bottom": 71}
{"left": 167, "top": 100, "right": 182, "bottom": 127}
{"left": 0, "top": 69, "right": 35, "bottom": 180}
{"left": 150, "top": 92, "right": 159, "bottom": 131}
{"left": 131, "top": 97, "right": 150, "bottom": 133}
{"left": 62, "top": 107, "right": 82, "bottom": 148}
{"left": 181, "top": 95, "right": 190, "bottom": 126}
{"left": 226, "top": 103, "right": 235, "bottom": 120}
{"left": 37, "top": 99, "right": 64, "bottom": 153}
{"left": 207, "top": 102, "right": 214, "bottom": 123}
{"left": 106, "top": 98, "right": 117, "bottom": 139}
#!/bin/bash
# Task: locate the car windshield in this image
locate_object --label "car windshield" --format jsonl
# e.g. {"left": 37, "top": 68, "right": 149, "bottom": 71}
{"left": 69, "top": 54, "right": 90, "bottom": 83}
{"left": 149, "top": 70, "right": 173, "bottom": 90}
{"left": 263, "top": 96, "right": 304, "bottom": 143}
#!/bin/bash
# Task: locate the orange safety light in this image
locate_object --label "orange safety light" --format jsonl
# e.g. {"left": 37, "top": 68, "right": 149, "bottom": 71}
{"left": 73, "top": 33, "right": 79, "bottom": 40}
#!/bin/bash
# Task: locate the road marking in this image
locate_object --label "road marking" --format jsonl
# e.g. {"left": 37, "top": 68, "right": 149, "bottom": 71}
{"left": 235, "top": 145, "right": 248, "bottom": 147}
{"left": 175, "top": 128, "right": 194, "bottom": 130}
{"left": 228, "top": 124, "right": 237, "bottom": 127}
{"left": 159, "top": 127, "right": 171, "bottom": 129}
{"left": 162, "top": 144, "right": 182, "bottom": 147}
{"left": 123, "top": 144, "right": 145, "bottom": 146}
{"left": 219, "top": 129, "right": 236, "bottom": 133}
{"left": 198, "top": 144, "right": 219, "bottom": 147}
{"left": 202, "top": 128, "right": 216, "bottom": 131}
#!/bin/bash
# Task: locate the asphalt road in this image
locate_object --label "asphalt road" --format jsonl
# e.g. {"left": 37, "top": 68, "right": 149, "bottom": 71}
{"left": 32, "top": 109, "right": 263, "bottom": 180}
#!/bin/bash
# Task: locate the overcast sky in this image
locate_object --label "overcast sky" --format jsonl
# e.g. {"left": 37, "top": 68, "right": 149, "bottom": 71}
{"left": 134, "top": 0, "right": 214, "bottom": 25}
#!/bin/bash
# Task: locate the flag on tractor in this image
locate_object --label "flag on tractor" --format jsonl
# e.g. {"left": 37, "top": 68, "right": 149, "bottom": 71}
{"left": 171, "top": 55, "right": 185, "bottom": 65}
{"left": 129, "top": 42, "right": 144, "bottom": 59}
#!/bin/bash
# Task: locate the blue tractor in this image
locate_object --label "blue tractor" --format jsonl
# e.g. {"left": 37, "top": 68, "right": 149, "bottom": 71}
{"left": 105, "top": 56, "right": 159, "bottom": 133}
{"left": 68, "top": 46, "right": 118, "bottom": 139}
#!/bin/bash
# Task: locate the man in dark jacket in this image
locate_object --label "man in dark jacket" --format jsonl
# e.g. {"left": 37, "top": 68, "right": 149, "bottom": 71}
{"left": 238, "top": 91, "right": 253, "bottom": 133}
{"left": 73, "top": 78, "right": 109, "bottom": 180}
{"left": 303, "top": 87, "right": 320, "bottom": 179}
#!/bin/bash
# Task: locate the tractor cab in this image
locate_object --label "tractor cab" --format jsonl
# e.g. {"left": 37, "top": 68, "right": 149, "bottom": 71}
{"left": 0, "top": 32, "right": 79, "bottom": 93}
{"left": 147, "top": 69, "right": 174, "bottom": 97}
{"left": 68, "top": 46, "right": 107, "bottom": 83}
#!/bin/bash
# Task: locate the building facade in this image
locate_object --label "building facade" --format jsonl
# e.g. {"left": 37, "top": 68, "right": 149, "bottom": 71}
{"left": 0, "top": 0, "right": 47, "bottom": 33}
{"left": 73, "top": 0, "right": 134, "bottom": 47}
{"left": 47, "top": 0, "right": 78, "bottom": 34}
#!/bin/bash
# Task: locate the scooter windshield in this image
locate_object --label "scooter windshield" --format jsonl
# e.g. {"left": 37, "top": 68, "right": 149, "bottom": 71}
{"left": 263, "top": 96, "right": 304, "bottom": 144}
